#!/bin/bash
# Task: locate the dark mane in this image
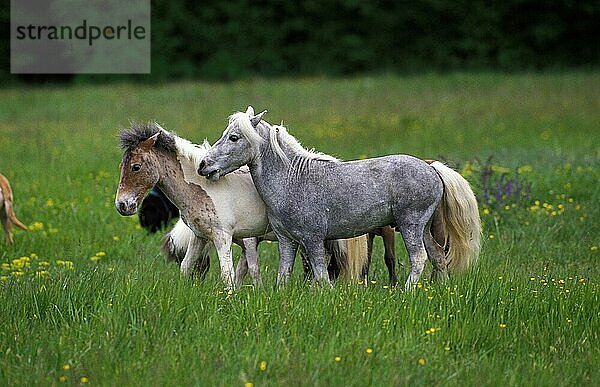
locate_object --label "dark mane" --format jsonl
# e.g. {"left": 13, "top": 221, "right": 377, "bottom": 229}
{"left": 119, "top": 123, "right": 177, "bottom": 154}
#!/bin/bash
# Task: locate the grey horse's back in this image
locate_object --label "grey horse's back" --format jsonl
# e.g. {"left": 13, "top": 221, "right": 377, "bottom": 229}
{"left": 295, "top": 154, "right": 443, "bottom": 239}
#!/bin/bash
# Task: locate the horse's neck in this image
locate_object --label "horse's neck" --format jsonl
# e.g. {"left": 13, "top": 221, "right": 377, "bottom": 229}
{"left": 154, "top": 151, "right": 208, "bottom": 216}
{"left": 249, "top": 142, "right": 293, "bottom": 203}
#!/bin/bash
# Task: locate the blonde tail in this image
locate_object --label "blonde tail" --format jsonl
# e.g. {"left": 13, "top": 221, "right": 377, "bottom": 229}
{"left": 430, "top": 162, "right": 481, "bottom": 271}
{"left": 337, "top": 235, "right": 369, "bottom": 282}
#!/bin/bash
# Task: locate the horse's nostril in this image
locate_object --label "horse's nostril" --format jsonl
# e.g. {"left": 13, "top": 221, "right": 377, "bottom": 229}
{"left": 118, "top": 201, "right": 128, "bottom": 213}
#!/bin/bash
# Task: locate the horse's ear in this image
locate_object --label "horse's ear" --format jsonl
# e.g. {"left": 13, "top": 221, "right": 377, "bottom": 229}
{"left": 140, "top": 132, "right": 160, "bottom": 150}
{"left": 250, "top": 110, "right": 267, "bottom": 127}
{"left": 245, "top": 106, "right": 255, "bottom": 116}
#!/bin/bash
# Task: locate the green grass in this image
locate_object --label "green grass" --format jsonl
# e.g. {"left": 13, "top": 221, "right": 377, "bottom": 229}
{"left": 1, "top": 73, "right": 599, "bottom": 386}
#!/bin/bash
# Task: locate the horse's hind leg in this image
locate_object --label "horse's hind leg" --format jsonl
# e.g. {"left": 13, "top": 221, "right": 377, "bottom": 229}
{"left": 361, "top": 232, "right": 375, "bottom": 285}
{"left": 181, "top": 237, "right": 206, "bottom": 277}
{"left": 1, "top": 209, "right": 12, "bottom": 244}
{"left": 325, "top": 241, "right": 342, "bottom": 281}
{"left": 424, "top": 222, "right": 448, "bottom": 282}
{"left": 424, "top": 219, "right": 448, "bottom": 282}
{"left": 381, "top": 226, "right": 399, "bottom": 286}
{"left": 236, "top": 237, "right": 262, "bottom": 288}
{"left": 234, "top": 248, "right": 249, "bottom": 287}
{"left": 397, "top": 222, "right": 427, "bottom": 290}
{"left": 195, "top": 244, "right": 211, "bottom": 279}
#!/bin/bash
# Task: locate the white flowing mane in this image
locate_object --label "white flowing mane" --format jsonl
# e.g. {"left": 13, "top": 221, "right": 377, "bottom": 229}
{"left": 174, "top": 134, "right": 210, "bottom": 169}
{"left": 157, "top": 125, "right": 249, "bottom": 183}
{"left": 229, "top": 112, "right": 339, "bottom": 177}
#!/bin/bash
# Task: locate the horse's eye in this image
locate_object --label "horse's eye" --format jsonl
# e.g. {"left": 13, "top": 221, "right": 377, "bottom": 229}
{"left": 131, "top": 163, "right": 141, "bottom": 172}
{"left": 229, "top": 134, "right": 240, "bottom": 142}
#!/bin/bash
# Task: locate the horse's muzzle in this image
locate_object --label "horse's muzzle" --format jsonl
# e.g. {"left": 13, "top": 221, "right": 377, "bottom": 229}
{"left": 116, "top": 199, "right": 137, "bottom": 216}
{"left": 197, "top": 160, "right": 207, "bottom": 176}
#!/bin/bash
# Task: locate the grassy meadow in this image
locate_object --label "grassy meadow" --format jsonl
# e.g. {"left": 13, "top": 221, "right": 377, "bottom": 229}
{"left": 0, "top": 73, "right": 599, "bottom": 386}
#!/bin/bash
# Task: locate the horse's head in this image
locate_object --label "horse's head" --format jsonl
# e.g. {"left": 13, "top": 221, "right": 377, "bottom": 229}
{"left": 115, "top": 129, "right": 162, "bottom": 216}
{"left": 198, "top": 106, "right": 267, "bottom": 180}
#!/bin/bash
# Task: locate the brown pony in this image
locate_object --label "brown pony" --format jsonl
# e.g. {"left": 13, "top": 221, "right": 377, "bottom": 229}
{"left": 0, "top": 174, "right": 28, "bottom": 244}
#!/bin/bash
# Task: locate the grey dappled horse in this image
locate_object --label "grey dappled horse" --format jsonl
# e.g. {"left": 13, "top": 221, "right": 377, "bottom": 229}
{"left": 199, "top": 107, "right": 481, "bottom": 289}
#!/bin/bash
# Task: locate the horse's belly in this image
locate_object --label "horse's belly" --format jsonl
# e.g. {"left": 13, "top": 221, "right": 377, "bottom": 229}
{"left": 232, "top": 213, "right": 271, "bottom": 238}
{"left": 326, "top": 206, "right": 393, "bottom": 239}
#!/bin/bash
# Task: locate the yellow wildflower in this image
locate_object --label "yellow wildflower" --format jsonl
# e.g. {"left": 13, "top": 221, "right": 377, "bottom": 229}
{"left": 366, "top": 348, "right": 373, "bottom": 354}
{"left": 418, "top": 358, "right": 426, "bottom": 366}
{"left": 259, "top": 361, "right": 267, "bottom": 371}
{"left": 30, "top": 222, "right": 44, "bottom": 231}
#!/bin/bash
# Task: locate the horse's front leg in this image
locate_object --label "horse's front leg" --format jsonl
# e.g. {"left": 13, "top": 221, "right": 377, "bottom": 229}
{"left": 304, "top": 239, "right": 331, "bottom": 287}
{"left": 213, "top": 232, "right": 236, "bottom": 291}
{"left": 276, "top": 235, "right": 299, "bottom": 287}
{"left": 180, "top": 236, "right": 206, "bottom": 276}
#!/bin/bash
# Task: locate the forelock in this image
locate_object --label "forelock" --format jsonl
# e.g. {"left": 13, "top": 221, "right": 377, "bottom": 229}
{"left": 227, "top": 112, "right": 263, "bottom": 146}
{"left": 118, "top": 123, "right": 177, "bottom": 153}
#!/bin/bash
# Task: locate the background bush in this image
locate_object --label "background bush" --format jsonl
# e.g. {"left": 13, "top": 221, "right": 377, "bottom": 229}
{"left": 2, "top": 0, "right": 599, "bottom": 83}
